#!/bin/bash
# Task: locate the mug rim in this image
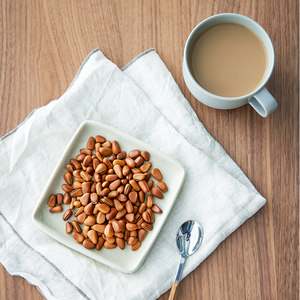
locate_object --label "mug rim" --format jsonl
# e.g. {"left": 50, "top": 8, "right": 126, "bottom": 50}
{"left": 183, "top": 13, "right": 275, "bottom": 101}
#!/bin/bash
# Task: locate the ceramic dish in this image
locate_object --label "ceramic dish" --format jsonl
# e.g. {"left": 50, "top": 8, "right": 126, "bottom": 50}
{"left": 32, "top": 120, "right": 185, "bottom": 273}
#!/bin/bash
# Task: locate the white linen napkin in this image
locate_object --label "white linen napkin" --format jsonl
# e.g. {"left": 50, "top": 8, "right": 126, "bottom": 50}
{"left": 0, "top": 49, "right": 265, "bottom": 300}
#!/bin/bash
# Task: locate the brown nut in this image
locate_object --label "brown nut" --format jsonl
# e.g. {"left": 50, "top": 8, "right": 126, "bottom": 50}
{"left": 138, "top": 229, "right": 147, "bottom": 242}
{"left": 96, "top": 237, "right": 105, "bottom": 250}
{"left": 82, "top": 182, "right": 91, "bottom": 194}
{"left": 151, "top": 187, "right": 164, "bottom": 199}
{"left": 117, "top": 151, "right": 127, "bottom": 160}
{"left": 157, "top": 181, "right": 168, "bottom": 192}
{"left": 87, "top": 229, "right": 98, "bottom": 244}
{"left": 138, "top": 180, "right": 149, "bottom": 194}
{"left": 74, "top": 206, "right": 84, "bottom": 217}
{"left": 63, "top": 209, "right": 73, "bottom": 221}
{"left": 141, "top": 151, "right": 150, "bottom": 161}
{"left": 84, "top": 202, "right": 95, "bottom": 215}
{"left": 142, "top": 211, "right": 151, "bottom": 223}
{"left": 80, "top": 171, "right": 92, "bottom": 182}
{"left": 65, "top": 164, "right": 74, "bottom": 173}
{"left": 70, "top": 159, "right": 81, "bottom": 170}
{"left": 147, "top": 179, "right": 154, "bottom": 190}
{"left": 128, "top": 150, "right": 141, "bottom": 159}
{"left": 104, "top": 224, "right": 114, "bottom": 238}
{"left": 113, "top": 164, "right": 123, "bottom": 178}
{"left": 129, "top": 180, "right": 140, "bottom": 191}
{"left": 129, "top": 191, "right": 138, "bottom": 204}
{"left": 112, "top": 220, "right": 123, "bottom": 233}
{"left": 96, "top": 203, "right": 110, "bottom": 214}
{"left": 133, "top": 173, "right": 145, "bottom": 181}
{"left": 122, "top": 165, "right": 131, "bottom": 176}
{"left": 83, "top": 239, "right": 96, "bottom": 249}
{"left": 135, "top": 156, "right": 144, "bottom": 167}
{"left": 147, "top": 209, "right": 155, "bottom": 223}
{"left": 100, "top": 147, "right": 112, "bottom": 156}
{"left": 126, "top": 223, "right": 138, "bottom": 231}
{"left": 124, "top": 183, "right": 132, "bottom": 195}
{"left": 104, "top": 241, "right": 116, "bottom": 249}
{"left": 126, "top": 213, "right": 135, "bottom": 222}
{"left": 152, "top": 204, "right": 163, "bottom": 214}
{"left": 73, "top": 181, "right": 82, "bottom": 189}
{"left": 106, "top": 174, "right": 118, "bottom": 182}
{"left": 116, "top": 193, "right": 127, "bottom": 202}
{"left": 114, "top": 199, "right": 124, "bottom": 211}
{"left": 113, "top": 159, "right": 125, "bottom": 167}
{"left": 140, "top": 162, "right": 152, "bottom": 173}
{"left": 125, "top": 157, "right": 135, "bottom": 168}
{"left": 109, "top": 179, "right": 121, "bottom": 191}
{"left": 92, "top": 224, "right": 106, "bottom": 233}
{"left": 146, "top": 194, "right": 153, "bottom": 208}
{"left": 111, "top": 141, "right": 120, "bottom": 154}
{"left": 83, "top": 215, "right": 96, "bottom": 226}
{"left": 96, "top": 212, "right": 106, "bottom": 224}
{"left": 90, "top": 193, "right": 99, "bottom": 204}
{"left": 106, "top": 207, "right": 118, "bottom": 220}
{"left": 151, "top": 168, "right": 163, "bottom": 181}
{"left": 66, "top": 222, "right": 73, "bottom": 234}
{"left": 49, "top": 206, "right": 63, "bottom": 213}
{"left": 95, "top": 135, "right": 106, "bottom": 143}
{"left": 115, "top": 208, "right": 127, "bottom": 219}
{"left": 95, "top": 163, "right": 107, "bottom": 174}
{"left": 116, "top": 238, "right": 125, "bottom": 250}
{"left": 48, "top": 194, "right": 56, "bottom": 207}
{"left": 62, "top": 184, "right": 73, "bottom": 193}
{"left": 108, "top": 190, "right": 119, "bottom": 199}
{"left": 80, "top": 148, "right": 92, "bottom": 156}
{"left": 86, "top": 137, "right": 95, "bottom": 150}
{"left": 71, "top": 220, "right": 82, "bottom": 233}
{"left": 141, "top": 222, "right": 153, "bottom": 231}
{"left": 132, "top": 241, "right": 141, "bottom": 251}
{"left": 64, "top": 172, "right": 73, "bottom": 185}
{"left": 72, "top": 232, "right": 84, "bottom": 243}
{"left": 125, "top": 200, "right": 133, "bottom": 213}
{"left": 127, "top": 236, "right": 138, "bottom": 245}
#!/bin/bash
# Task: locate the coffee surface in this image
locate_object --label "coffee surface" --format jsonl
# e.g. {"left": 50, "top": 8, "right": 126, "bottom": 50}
{"left": 189, "top": 23, "right": 267, "bottom": 97}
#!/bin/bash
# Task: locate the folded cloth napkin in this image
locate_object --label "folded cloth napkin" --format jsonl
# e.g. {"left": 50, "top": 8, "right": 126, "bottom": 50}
{"left": 0, "top": 49, "right": 265, "bottom": 300}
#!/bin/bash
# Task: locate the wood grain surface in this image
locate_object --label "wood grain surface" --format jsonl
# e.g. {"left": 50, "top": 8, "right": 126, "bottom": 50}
{"left": 0, "top": 0, "right": 298, "bottom": 299}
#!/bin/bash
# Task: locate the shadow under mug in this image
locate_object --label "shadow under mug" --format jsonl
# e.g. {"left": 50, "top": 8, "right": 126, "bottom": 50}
{"left": 183, "top": 13, "right": 277, "bottom": 117}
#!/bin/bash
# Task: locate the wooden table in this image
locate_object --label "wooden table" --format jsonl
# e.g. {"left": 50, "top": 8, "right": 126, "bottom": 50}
{"left": 0, "top": 1, "right": 298, "bottom": 299}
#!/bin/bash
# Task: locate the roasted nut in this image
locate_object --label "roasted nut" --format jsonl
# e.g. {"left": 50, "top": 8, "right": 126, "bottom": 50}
{"left": 113, "top": 164, "right": 123, "bottom": 178}
{"left": 129, "top": 179, "right": 140, "bottom": 191}
{"left": 87, "top": 229, "right": 98, "bottom": 244}
{"left": 96, "top": 212, "right": 106, "bottom": 224}
{"left": 96, "top": 203, "right": 110, "bottom": 214}
{"left": 151, "top": 187, "right": 164, "bottom": 199}
{"left": 128, "top": 150, "right": 141, "bottom": 159}
{"left": 96, "top": 237, "right": 105, "bottom": 250}
{"left": 133, "top": 173, "right": 145, "bottom": 181}
{"left": 72, "top": 232, "right": 84, "bottom": 243}
{"left": 49, "top": 206, "right": 63, "bottom": 213}
{"left": 109, "top": 179, "right": 121, "bottom": 191}
{"left": 66, "top": 222, "right": 73, "bottom": 234}
{"left": 95, "top": 135, "right": 106, "bottom": 143}
{"left": 104, "top": 224, "right": 114, "bottom": 238}
{"left": 82, "top": 155, "right": 92, "bottom": 168}
{"left": 146, "top": 194, "right": 153, "bottom": 208}
{"left": 132, "top": 241, "right": 141, "bottom": 251}
{"left": 125, "top": 157, "right": 135, "bottom": 168}
{"left": 127, "top": 236, "right": 138, "bottom": 245}
{"left": 106, "top": 208, "right": 118, "bottom": 220}
{"left": 95, "top": 163, "right": 107, "bottom": 174}
{"left": 126, "top": 223, "right": 138, "bottom": 231}
{"left": 62, "top": 184, "right": 73, "bottom": 193}
{"left": 141, "top": 222, "right": 153, "bottom": 231}
{"left": 70, "top": 188, "right": 83, "bottom": 197}
{"left": 65, "top": 164, "right": 74, "bottom": 173}
{"left": 116, "top": 238, "right": 125, "bottom": 250}
{"left": 63, "top": 209, "right": 73, "bottom": 221}
{"left": 152, "top": 204, "right": 163, "bottom": 214}
{"left": 83, "top": 239, "right": 96, "bottom": 249}
{"left": 64, "top": 172, "right": 73, "bottom": 185}
{"left": 84, "top": 215, "right": 96, "bottom": 226}
{"left": 151, "top": 168, "right": 163, "bottom": 181}
{"left": 138, "top": 229, "right": 147, "bottom": 242}
{"left": 104, "top": 241, "right": 116, "bottom": 249}
{"left": 80, "top": 193, "right": 90, "bottom": 206}
{"left": 129, "top": 191, "right": 138, "bottom": 204}
{"left": 48, "top": 194, "right": 56, "bottom": 207}
{"left": 117, "top": 151, "right": 126, "bottom": 160}
{"left": 71, "top": 220, "right": 82, "bottom": 233}
{"left": 82, "top": 182, "right": 91, "bottom": 194}
{"left": 138, "top": 180, "right": 149, "bottom": 193}
{"left": 157, "top": 181, "right": 168, "bottom": 192}
{"left": 70, "top": 159, "right": 81, "bottom": 170}
{"left": 74, "top": 206, "right": 84, "bottom": 217}
{"left": 125, "top": 201, "right": 133, "bottom": 213}
{"left": 140, "top": 162, "right": 152, "bottom": 173}
{"left": 141, "top": 151, "right": 150, "bottom": 161}
{"left": 100, "top": 147, "right": 112, "bottom": 156}
{"left": 113, "top": 159, "right": 125, "bottom": 167}
{"left": 135, "top": 156, "right": 144, "bottom": 167}
{"left": 92, "top": 224, "right": 106, "bottom": 233}
{"left": 84, "top": 202, "right": 95, "bottom": 215}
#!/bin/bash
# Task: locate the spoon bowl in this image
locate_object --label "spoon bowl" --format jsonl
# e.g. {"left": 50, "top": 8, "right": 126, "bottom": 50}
{"left": 169, "top": 220, "right": 203, "bottom": 300}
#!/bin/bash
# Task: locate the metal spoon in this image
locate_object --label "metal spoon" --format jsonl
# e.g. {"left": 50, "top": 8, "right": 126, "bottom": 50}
{"left": 168, "top": 220, "right": 203, "bottom": 300}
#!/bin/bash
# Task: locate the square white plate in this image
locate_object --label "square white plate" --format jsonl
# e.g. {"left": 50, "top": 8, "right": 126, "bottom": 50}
{"left": 32, "top": 120, "right": 185, "bottom": 273}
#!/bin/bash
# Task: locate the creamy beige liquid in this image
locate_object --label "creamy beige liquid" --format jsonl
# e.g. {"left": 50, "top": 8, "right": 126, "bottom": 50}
{"left": 189, "top": 23, "right": 267, "bottom": 97}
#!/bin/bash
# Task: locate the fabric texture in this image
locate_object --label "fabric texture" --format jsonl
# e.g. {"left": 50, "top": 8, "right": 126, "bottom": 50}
{"left": 0, "top": 49, "right": 265, "bottom": 300}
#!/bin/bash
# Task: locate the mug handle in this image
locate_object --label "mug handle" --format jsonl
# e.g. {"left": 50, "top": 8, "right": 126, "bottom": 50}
{"left": 248, "top": 88, "right": 278, "bottom": 117}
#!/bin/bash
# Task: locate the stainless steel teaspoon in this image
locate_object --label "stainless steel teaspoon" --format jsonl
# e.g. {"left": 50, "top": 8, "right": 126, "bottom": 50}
{"left": 169, "top": 220, "right": 203, "bottom": 300}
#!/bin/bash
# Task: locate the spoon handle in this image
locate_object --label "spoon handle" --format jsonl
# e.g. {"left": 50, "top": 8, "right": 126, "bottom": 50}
{"left": 168, "top": 257, "right": 186, "bottom": 300}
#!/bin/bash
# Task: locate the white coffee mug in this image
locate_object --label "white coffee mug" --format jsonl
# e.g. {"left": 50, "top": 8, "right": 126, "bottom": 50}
{"left": 183, "top": 13, "right": 277, "bottom": 117}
